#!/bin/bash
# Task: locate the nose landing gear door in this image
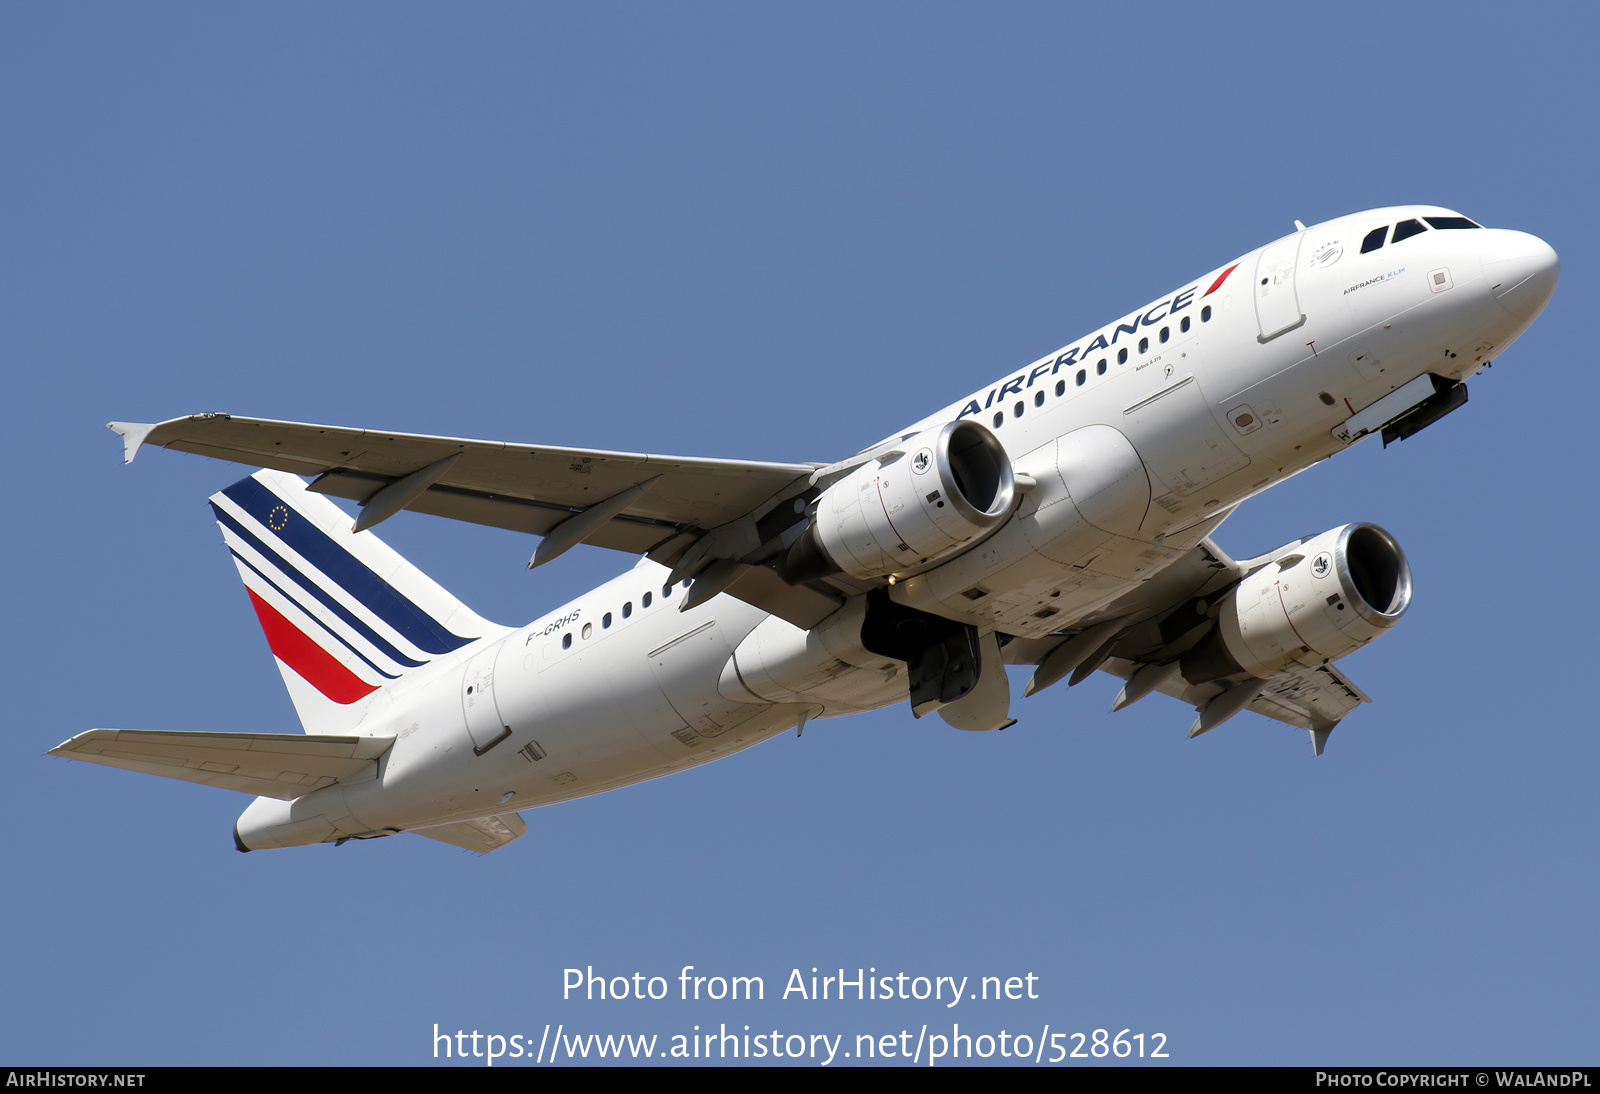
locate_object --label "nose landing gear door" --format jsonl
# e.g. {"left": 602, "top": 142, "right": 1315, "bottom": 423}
{"left": 461, "top": 646, "right": 512, "bottom": 755}
{"left": 1254, "top": 232, "right": 1307, "bottom": 343}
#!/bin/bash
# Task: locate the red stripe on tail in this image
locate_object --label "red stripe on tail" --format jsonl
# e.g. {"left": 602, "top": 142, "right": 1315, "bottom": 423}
{"left": 246, "top": 589, "right": 379, "bottom": 704}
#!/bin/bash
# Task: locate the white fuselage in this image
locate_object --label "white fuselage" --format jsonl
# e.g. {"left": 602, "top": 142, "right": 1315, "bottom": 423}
{"left": 236, "top": 206, "right": 1557, "bottom": 848}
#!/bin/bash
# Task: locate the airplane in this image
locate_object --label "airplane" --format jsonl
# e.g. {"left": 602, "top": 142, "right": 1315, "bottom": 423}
{"left": 51, "top": 205, "right": 1559, "bottom": 854}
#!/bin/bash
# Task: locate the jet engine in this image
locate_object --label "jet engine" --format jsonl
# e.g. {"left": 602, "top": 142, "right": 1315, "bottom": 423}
{"left": 1180, "top": 523, "right": 1411, "bottom": 684}
{"left": 778, "top": 420, "right": 1015, "bottom": 584}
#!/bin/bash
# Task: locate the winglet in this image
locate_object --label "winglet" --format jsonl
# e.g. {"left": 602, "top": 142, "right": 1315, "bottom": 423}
{"left": 107, "top": 421, "right": 158, "bottom": 465}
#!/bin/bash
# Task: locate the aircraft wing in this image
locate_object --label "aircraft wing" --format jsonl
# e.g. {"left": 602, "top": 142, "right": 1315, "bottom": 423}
{"left": 1002, "top": 534, "right": 1371, "bottom": 754}
{"left": 48, "top": 729, "right": 395, "bottom": 800}
{"left": 114, "top": 414, "right": 817, "bottom": 553}
{"left": 111, "top": 414, "right": 846, "bottom": 627}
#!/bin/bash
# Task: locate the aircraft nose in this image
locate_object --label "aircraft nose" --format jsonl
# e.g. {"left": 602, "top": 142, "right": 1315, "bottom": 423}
{"left": 1483, "top": 230, "right": 1559, "bottom": 323}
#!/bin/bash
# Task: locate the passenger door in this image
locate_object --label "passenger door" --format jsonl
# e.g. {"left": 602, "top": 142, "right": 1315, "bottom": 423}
{"left": 1254, "top": 232, "right": 1306, "bottom": 342}
{"left": 461, "top": 646, "right": 512, "bottom": 755}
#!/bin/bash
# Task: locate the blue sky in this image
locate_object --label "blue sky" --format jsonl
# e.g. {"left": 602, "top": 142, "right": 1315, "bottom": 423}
{"left": 3, "top": 2, "right": 1594, "bottom": 1066}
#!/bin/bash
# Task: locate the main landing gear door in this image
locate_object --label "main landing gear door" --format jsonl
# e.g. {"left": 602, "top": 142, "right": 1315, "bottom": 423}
{"left": 1254, "top": 232, "right": 1307, "bottom": 343}
{"left": 935, "top": 630, "right": 1014, "bottom": 732}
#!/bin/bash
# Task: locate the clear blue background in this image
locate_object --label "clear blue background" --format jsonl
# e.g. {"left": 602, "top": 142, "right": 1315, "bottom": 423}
{"left": 3, "top": 2, "right": 1592, "bottom": 1066}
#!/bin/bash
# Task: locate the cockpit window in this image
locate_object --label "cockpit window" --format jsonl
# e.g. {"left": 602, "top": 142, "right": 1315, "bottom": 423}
{"left": 1391, "top": 218, "right": 1428, "bottom": 243}
{"left": 1424, "top": 216, "right": 1482, "bottom": 230}
{"left": 1360, "top": 226, "right": 1388, "bottom": 254}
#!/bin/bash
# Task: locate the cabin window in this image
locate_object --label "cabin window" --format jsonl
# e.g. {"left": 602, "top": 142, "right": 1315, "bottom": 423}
{"left": 1360, "top": 225, "right": 1388, "bottom": 253}
{"left": 1201, "top": 305, "right": 1212, "bottom": 322}
{"left": 1097, "top": 359, "right": 1107, "bottom": 375}
{"left": 1392, "top": 218, "right": 1427, "bottom": 243}
{"left": 1055, "top": 380, "right": 1066, "bottom": 396}
{"left": 622, "top": 601, "right": 632, "bottom": 618}
{"left": 1181, "top": 316, "right": 1191, "bottom": 333}
{"left": 1138, "top": 337, "right": 1149, "bottom": 353}
{"left": 642, "top": 591, "right": 652, "bottom": 608}
{"left": 662, "top": 583, "right": 672, "bottom": 598}
{"left": 1159, "top": 326, "right": 1170, "bottom": 343}
{"left": 1034, "top": 390, "right": 1044, "bottom": 407}
{"left": 1013, "top": 401, "right": 1024, "bottom": 417}
{"left": 1076, "top": 369, "right": 1086, "bottom": 386}
{"left": 562, "top": 633, "right": 572, "bottom": 650}
{"left": 1117, "top": 348, "right": 1128, "bottom": 364}
{"left": 582, "top": 622, "right": 593, "bottom": 639}
{"left": 993, "top": 412, "right": 1003, "bottom": 428}
{"left": 603, "top": 612, "right": 613, "bottom": 628}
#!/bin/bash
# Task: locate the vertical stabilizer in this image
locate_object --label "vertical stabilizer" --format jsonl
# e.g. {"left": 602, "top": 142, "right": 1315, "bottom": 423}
{"left": 209, "top": 470, "right": 508, "bottom": 734}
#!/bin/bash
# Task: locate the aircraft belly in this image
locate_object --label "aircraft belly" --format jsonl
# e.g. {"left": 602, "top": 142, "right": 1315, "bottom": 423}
{"left": 343, "top": 581, "right": 822, "bottom": 827}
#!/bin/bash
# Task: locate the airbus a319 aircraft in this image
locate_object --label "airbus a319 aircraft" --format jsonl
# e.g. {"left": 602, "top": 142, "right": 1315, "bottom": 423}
{"left": 53, "top": 206, "right": 1558, "bottom": 853}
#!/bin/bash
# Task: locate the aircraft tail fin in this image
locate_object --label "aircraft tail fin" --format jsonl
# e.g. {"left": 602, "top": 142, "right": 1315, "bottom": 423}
{"left": 209, "top": 469, "right": 507, "bottom": 734}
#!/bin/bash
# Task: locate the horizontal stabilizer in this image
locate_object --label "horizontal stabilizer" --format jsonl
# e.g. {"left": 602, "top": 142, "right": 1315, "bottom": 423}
{"left": 49, "top": 729, "right": 394, "bottom": 800}
{"left": 412, "top": 813, "right": 528, "bottom": 853}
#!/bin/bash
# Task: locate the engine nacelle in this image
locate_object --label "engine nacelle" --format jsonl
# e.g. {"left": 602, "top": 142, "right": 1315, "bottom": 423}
{"left": 1181, "top": 523, "right": 1412, "bottom": 684}
{"left": 779, "top": 420, "right": 1015, "bottom": 583}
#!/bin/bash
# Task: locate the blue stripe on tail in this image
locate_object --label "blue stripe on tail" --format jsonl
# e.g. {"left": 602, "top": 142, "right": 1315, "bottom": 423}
{"left": 228, "top": 549, "right": 403, "bottom": 680}
{"left": 217, "top": 477, "right": 477, "bottom": 655}
{"left": 211, "top": 503, "right": 432, "bottom": 668}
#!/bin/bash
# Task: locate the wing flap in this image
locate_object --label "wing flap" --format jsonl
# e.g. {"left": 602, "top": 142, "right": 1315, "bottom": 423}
{"left": 411, "top": 813, "right": 528, "bottom": 853}
{"left": 49, "top": 729, "right": 395, "bottom": 800}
